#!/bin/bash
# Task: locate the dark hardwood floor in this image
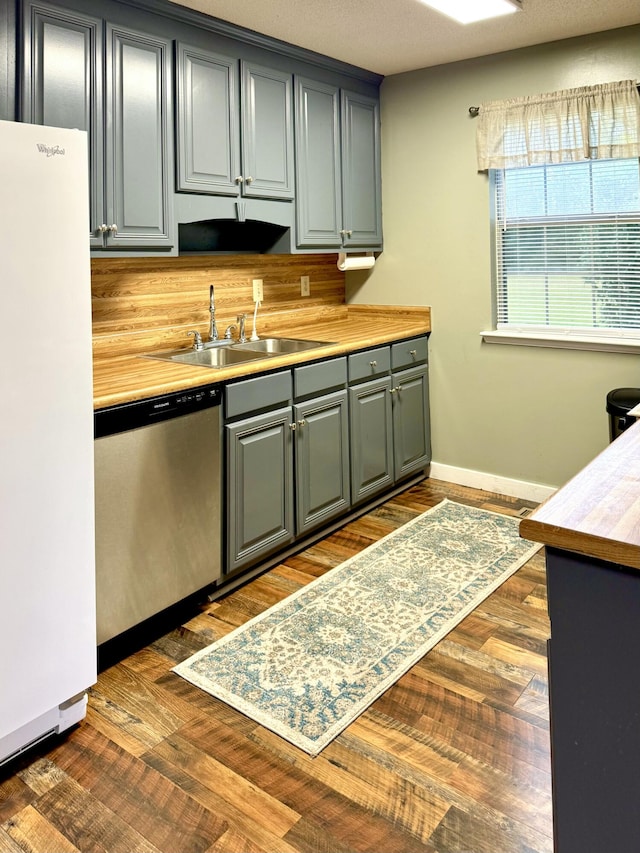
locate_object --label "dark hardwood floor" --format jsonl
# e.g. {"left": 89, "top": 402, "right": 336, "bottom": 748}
{"left": 0, "top": 478, "right": 552, "bottom": 853}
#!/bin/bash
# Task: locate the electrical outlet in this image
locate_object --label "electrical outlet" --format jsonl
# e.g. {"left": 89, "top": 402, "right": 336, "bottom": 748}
{"left": 301, "top": 275, "right": 310, "bottom": 297}
{"left": 252, "top": 278, "right": 264, "bottom": 301}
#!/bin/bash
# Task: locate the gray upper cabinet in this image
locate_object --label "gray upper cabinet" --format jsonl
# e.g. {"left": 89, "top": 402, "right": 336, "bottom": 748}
{"left": 175, "top": 44, "right": 237, "bottom": 195}
{"left": 21, "top": 1, "right": 173, "bottom": 250}
{"left": 21, "top": 3, "right": 103, "bottom": 244}
{"left": 340, "top": 90, "right": 382, "bottom": 249}
{"left": 104, "top": 24, "right": 172, "bottom": 249}
{"left": 176, "top": 42, "right": 294, "bottom": 200}
{"left": 295, "top": 77, "right": 382, "bottom": 250}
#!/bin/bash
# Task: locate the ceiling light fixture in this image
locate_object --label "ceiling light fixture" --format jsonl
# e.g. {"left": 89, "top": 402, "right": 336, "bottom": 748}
{"left": 418, "top": 0, "right": 522, "bottom": 24}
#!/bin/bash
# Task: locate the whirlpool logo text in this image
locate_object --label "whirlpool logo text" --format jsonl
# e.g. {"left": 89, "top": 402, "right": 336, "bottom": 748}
{"left": 36, "top": 143, "right": 66, "bottom": 157}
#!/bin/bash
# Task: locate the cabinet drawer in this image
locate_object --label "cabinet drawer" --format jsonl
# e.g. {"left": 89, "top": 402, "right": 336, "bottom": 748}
{"left": 348, "top": 346, "right": 390, "bottom": 383}
{"left": 225, "top": 369, "right": 292, "bottom": 419}
{"left": 294, "top": 357, "right": 347, "bottom": 400}
{"left": 391, "top": 336, "right": 428, "bottom": 370}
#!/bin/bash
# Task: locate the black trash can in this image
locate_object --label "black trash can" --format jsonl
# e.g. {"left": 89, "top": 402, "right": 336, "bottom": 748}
{"left": 606, "top": 388, "right": 640, "bottom": 442}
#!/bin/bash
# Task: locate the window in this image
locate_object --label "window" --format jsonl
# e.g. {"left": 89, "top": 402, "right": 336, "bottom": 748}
{"left": 476, "top": 80, "right": 640, "bottom": 350}
{"left": 492, "top": 158, "right": 640, "bottom": 340}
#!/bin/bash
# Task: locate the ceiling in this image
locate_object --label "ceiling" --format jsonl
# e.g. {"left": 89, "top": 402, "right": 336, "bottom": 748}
{"left": 168, "top": 0, "right": 640, "bottom": 76}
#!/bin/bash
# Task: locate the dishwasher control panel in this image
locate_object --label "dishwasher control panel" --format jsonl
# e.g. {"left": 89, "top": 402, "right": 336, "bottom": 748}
{"left": 95, "top": 384, "right": 222, "bottom": 438}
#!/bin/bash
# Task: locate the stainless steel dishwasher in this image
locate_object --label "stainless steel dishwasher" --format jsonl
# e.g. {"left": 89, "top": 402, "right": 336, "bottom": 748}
{"left": 94, "top": 384, "right": 222, "bottom": 645}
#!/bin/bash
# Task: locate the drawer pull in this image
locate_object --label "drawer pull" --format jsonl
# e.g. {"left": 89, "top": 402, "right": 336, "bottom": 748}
{"left": 370, "top": 360, "right": 377, "bottom": 368}
{"left": 409, "top": 349, "right": 417, "bottom": 358}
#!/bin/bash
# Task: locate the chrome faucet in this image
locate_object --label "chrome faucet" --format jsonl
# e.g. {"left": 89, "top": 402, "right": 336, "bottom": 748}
{"left": 208, "top": 284, "right": 219, "bottom": 341}
{"left": 237, "top": 313, "right": 247, "bottom": 343}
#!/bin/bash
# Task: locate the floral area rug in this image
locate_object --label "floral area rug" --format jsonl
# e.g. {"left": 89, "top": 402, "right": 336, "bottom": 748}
{"left": 173, "top": 498, "right": 541, "bottom": 756}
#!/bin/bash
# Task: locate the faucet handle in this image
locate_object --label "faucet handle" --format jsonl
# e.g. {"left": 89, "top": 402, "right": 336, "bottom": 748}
{"left": 187, "top": 330, "right": 204, "bottom": 351}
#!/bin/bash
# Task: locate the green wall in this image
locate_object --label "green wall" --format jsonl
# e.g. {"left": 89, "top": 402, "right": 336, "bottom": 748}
{"left": 347, "top": 25, "right": 640, "bottom": 492}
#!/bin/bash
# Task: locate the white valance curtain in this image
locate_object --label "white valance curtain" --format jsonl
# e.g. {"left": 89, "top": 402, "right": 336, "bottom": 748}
{"left": 476, "top": 79, "right": 640, "bottom": 171}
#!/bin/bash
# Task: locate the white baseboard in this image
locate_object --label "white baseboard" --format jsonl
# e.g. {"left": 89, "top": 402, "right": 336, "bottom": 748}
{"left": 428, "top": 462, "right": 556, "bottom": 504}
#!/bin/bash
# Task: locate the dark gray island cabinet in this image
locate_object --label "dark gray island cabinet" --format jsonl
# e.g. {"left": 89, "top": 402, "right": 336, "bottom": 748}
{"left": 520, "top": 421, "right": 640, "bottom": 853}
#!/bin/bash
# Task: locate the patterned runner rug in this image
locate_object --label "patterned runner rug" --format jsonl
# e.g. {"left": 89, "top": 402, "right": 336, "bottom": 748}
{"left": 173, "top": 498, "right": 541, "bottom": 756}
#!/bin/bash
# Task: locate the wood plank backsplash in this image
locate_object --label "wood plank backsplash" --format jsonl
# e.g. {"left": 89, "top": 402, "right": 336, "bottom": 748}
{"left": 92, "top": 254, "right": 346, "bottom": 359}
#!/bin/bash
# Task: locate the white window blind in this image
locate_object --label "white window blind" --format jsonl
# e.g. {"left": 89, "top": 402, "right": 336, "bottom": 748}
{"left": 493, "top": 158, "right": 640, "bottom": 338}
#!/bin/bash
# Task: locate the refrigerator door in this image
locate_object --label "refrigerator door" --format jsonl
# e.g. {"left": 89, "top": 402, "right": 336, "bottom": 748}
{"left": 0, "top": 120, "right": 96, "bottom": 757}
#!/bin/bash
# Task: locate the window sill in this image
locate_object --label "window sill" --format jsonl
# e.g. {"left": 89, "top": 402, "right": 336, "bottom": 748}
{"left": 480, "top": 330, "right": 640, "bottom": 354}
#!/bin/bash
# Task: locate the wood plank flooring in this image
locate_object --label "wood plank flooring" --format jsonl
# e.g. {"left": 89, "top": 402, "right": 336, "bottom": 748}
{"left": 0, "top": 478, "right": 552, "bottom": 852}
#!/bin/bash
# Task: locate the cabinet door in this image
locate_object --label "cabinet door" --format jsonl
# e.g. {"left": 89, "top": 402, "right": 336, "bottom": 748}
{"left": 294, "top": 390, "right": 350, "bottom": 535}
{"left": 294, "top": 77, "right": 342, "bottom": 248}
{"left": 105, "top": 24, "right": 172, "bottom": 248}
{"left": 241, "top": 61, "right": 294, "bottom": 199}
{"left": 349, "top": 377, "right": 393, "bottom": 504}
{"left": 21, "top": 2, "right": 104, "bottom": 245}
{"left": 226, "top": 407, "right": 295, "bottom": 574}
{"left": 341, "top": 90, "right": 382, "bottom": 248}
{"left": 392, "top": 365, "right": 431, "bottom": 481}
{"left": 175, "top": 42, "right": 239, "bottom": 196}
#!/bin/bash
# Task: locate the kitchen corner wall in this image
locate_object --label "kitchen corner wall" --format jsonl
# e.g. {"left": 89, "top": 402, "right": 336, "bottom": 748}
{"left": 347, "top": 25, "right": 640, "bottom": 493}
{"left": 91, "top": 254, "right": 345, "bottom": 359}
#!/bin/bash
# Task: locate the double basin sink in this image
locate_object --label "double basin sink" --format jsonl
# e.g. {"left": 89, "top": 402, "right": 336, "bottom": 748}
{"left": 146, "top": 337, "right": 334, "bottom": 369}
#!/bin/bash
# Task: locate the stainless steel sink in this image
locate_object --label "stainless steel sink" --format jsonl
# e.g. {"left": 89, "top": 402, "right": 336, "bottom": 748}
{"left": 234, "top": 337, "right": 333, "bottom": 354}
{"left": 145, "top": 346, "right": 268, "bottom": 368}
{"left": 143, "top": 337, "right": 333, "bottom": 369}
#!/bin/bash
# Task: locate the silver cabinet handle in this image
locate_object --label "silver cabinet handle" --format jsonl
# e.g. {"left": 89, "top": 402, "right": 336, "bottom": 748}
{"left": 346, "top": 230, "right": 353, "bottom": 237}
{"left": 245, "top": 176, "right": 253, "bottom": 184}
{"left": 289, "top": 422, "right": 297, "bottom": 431}
{"left": 298, "top": 419, "right": 306, "bottom": 427}
{"left": 97, "top": 223, "right": 108, "bottom": 234}
{"left": 339, "top": 229, "right": 346, "bottom": 237}
{"left": 235, "top": 176, "right": 244, "bottom": 184}
{"left": 409, "top": 349, "right": 417, "bottom": 358}
{"left": 370, "top": 360, "right": 377, "bottom": 368}
{"left": 109, "top": 224, "right": 118, "bottom": 235}
{"left": 389, "top": 387, "right": 397, "bottom": 396}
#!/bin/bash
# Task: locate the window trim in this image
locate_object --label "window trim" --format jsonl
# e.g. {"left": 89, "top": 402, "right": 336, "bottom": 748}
{"left": 480, "top": 328, "right": 640, "bottom": 354}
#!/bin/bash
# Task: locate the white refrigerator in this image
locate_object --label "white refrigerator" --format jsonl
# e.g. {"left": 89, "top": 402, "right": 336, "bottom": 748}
{"left": 0, "top": 120, "right": 96, "bottom": 765}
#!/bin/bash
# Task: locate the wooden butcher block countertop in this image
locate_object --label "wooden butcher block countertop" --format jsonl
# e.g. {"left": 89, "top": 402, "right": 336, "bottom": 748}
{"left": 93, "top": 304, "right": 432, "bottom": 410}
{"left": 520, "top": 420, "right": 640, "bottom": 570}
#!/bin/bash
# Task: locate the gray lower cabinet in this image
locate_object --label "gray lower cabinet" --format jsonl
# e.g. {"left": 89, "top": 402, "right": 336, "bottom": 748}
{"left": 225, "top": 359, "right": 350, "bottom": 575}
{"left": 21, "top": 1, "right": 173, "bottom": 250}
{"left": 176, "top": 42, "right": 294, "bottom": 200}
{"left": 349, "top": 336, "right": 431, "bottom": 504}
{"left": 349, "top": 376, "right": 394, "bottom": 503}
{"left": 226, "top": 405, "right": 295, "bottom": 575}
{"left": 294, "top": 389, "right": 350, "bottom": 535}
{"left": 392, "top": 364, "right": 431, "bottom": 481}
{"left": 294, "top": 77, "right": 382, "bottom": 250}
